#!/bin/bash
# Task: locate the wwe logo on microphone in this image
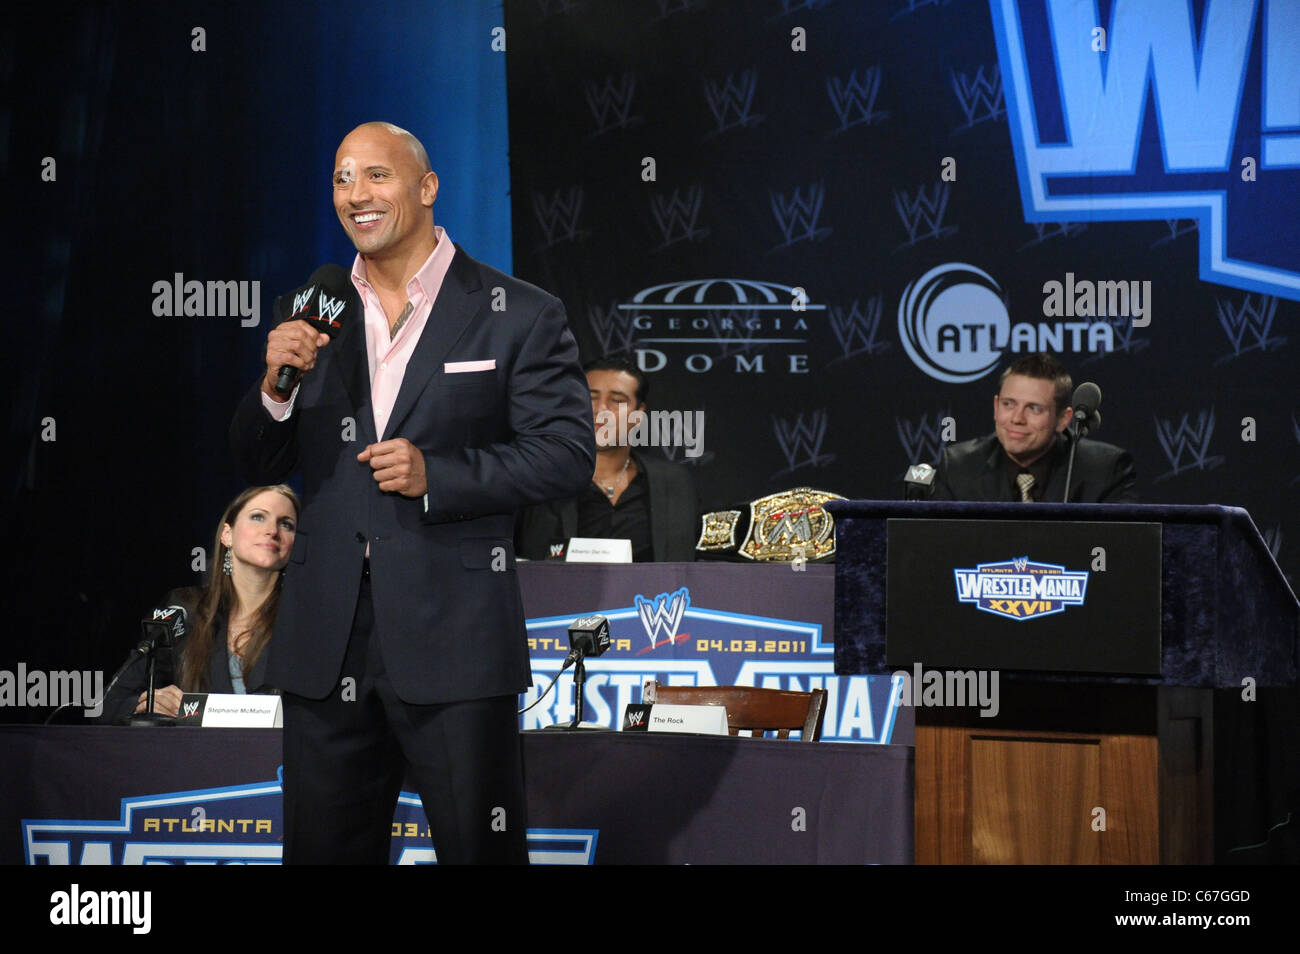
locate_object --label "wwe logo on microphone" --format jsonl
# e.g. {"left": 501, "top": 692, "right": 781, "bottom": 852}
{"left": 650, "top": 186, "right": 708, "bottom": 248}
{"left": 825, "top": 66, "right": 889, "bottom": 132}
{"left": 703, "top": 69, "right": 762, "bottom": 135}
{"left": 585, "top": 73, "right": 642, "bottom": 134}
{"left": 317, "top": 292, "right": 346, "bottom": 329}
{"left": 951, "top": 64, "right": 1005, "bottom": 131}
{"left": 531, "top": 186, "right": 590, "bottom": 248}
{"left": 290, "top": 285, "right": 316, "bottom": 316}
{"left": 770, "top": 183, "right": 832, "bottom": 247}
{"left": 1214, "top": 293, "right": 1285, "bottom": 364}
{"left": 894, "top": 182, "right": 957, "bottom": 248}
{"left": 1154, "top": 409, "right": 1225, "bottom": 481}
{"left": 772, "top": 410, "right": 835, "bottom": 475}
{"left": 828, "top": 296, "right": 889, "bottom": 361}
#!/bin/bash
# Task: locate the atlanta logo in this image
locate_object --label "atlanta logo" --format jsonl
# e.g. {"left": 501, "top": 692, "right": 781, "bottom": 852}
{"left": 952, "top": 556, "right": 1088, "bottom": 621}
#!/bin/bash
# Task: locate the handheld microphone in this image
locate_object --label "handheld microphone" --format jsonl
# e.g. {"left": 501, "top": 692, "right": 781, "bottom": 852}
{"left": 274, "top": 264, "right": 352, "bottom": 395}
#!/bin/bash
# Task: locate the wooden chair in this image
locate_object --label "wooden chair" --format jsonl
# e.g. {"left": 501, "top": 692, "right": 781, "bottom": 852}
{"left": 643, "top": 680, "right": 828, "bottom": 741}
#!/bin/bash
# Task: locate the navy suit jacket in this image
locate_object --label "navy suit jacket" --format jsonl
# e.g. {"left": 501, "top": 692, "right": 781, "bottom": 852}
{"left": 230, "top": 247, "right": 594, "bottom": 704}
{"left": 928, "top": 432, "right": 1138, "bottom": 503}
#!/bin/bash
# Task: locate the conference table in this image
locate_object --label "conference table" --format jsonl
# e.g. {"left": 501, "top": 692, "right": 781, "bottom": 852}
{"left": 2, "top": 725, "right": 912, "bottom": 865}
{"left": 4, "top": 561, "right": 914, "bottom": 865}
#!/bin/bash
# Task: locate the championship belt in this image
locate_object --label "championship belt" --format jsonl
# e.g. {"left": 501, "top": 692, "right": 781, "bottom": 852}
{"left": 696, "top": 488, "right": 846, "bottom": 563}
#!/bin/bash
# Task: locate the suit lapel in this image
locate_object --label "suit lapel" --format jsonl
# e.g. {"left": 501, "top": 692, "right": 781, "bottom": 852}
{"left": 382, "top": 246, "right": 483, "bottom": 442}
{"left": 1043, "top": 438, "right": 1071, "bottom": 502}
{"left": 640, "top": 455, "right": 672, "bottom": 561}
{"left": 980, "top": 441, "right": 1008, "bottom": 502}
{"left": 330, "top": 287, "right": 377, "bottom": 445}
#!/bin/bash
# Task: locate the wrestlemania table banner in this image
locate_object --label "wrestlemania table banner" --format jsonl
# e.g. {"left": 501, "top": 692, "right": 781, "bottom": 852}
{"left": 517, "top": 561, "right": 913, "bottom": 744}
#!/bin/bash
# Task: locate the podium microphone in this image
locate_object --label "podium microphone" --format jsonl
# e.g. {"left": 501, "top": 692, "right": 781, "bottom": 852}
{"left": 1063, "top": 382, "right": 1103, "bottom": 502}
{"left": 904, "top": 463, "right": 936, "bottom": 500}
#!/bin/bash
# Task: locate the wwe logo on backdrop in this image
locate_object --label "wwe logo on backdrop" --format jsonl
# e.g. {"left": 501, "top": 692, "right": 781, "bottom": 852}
{"left": 653, "top": 0, "right": 702, "bottom": 18}
{"left": 772, "top": 410, "right": 835, "bottom": 476}
{"left": 951, "top": 64, "right": 1005, "bottom": 131}
{"left": 825, "top": 67, "right": 889, "bottom": 133}
{"left": 771, "top": 183, "right": 832, "bottom": 247}
{"left": 585, "top": 73, "right": 642, "bottom": 135}
{"left": 1214, "top": 294, "right": 1286, "bottom": 364}
{"left": 896, "top": 411, "right": 952, "bottom": 467}
{"left": 651, "top": 186, "right": 709, "bottom": 248}
{"left": 1082, "top": 316, "right": 1148, "bottom": 364}
{"left": 1151, "top": 219, "right": 1197, "bottom": 248}
{"left": 531, "top": 187, "right": 589, "bottom": 248}
{"left": 1018, "top": 221, "right": 1087, "bottom": 250}
{"left": 703, "top": 69, "right": 762, "bottom": 135}
{"left": 534, "top": 0, "right": 583, "bottom": 18}
{"left": 705, "top": 308, "right": 762, "bottom": 358}
{"left": 828, "top": 296, "right": 890, "bottom": 361}
{"left": 891, "top": 0, "right": 949, "bottom": 19}
{"left": 894, "top": 182, "right": 957, "bottom": 248}
{"left": 588, "top": 301, "right": 638, "bottom": 354}
{"left": 1154, "top": 409, "right": 1225, "bottom": 481}
{"left": 777, "top": 0, "right": 833, "bottom": 13}
{"left": 635, "top": 588, "right": 690, "bottom": 652}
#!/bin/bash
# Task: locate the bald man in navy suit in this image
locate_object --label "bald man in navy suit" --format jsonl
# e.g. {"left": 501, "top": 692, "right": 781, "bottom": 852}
{"left": 231, "top": 122, "right": 593, "bottom": 863}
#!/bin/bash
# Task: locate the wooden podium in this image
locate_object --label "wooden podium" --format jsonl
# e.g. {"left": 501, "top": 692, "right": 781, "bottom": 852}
{"left": 829, "top": 501, "right": 1299, "bottom": 865}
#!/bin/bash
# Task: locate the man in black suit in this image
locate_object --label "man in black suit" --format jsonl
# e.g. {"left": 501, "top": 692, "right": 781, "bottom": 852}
{"left": 230, "top": 121, "right": 593, "bottom": 863}
{"left": 929, "top": 353, "right": 1136, "bottom": 503}
{"left": 515, "top": 355, "right": 700, "bottom": 561}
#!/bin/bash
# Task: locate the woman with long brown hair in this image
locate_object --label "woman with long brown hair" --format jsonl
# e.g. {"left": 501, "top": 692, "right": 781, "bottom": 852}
{"left": 101, "top": 484, "right": 300, "bottom": 722}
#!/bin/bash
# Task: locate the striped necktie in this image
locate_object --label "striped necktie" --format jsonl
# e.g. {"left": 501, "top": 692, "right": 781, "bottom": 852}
{"left": 1015, "top": 472, "right": 1036, "bottom": 503}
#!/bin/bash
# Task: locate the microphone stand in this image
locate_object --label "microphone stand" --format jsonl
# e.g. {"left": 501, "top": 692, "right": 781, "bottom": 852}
{"left": 569, "top": 655, "right": 588, "bottom": 730}
{"left": 1062, "top": 410, "right": 1098, "bottom": 503}
{"left": 128, "top": 619, "right": 178, "bottom": 727}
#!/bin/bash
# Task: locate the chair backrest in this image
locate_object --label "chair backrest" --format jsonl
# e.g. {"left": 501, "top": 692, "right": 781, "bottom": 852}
{"left": 643, "top": 680, "right": 828, "bottom": 741}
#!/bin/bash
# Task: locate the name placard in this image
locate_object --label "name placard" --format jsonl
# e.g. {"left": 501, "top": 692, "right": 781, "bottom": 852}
{"left": 628, "top": 703, "right": 729, "bottom": 736}
{"left": 565, "top": 537, "right": 633, "bottom": 563}
{"left": 176, "top": 693, "right": 282, "bottom": 728}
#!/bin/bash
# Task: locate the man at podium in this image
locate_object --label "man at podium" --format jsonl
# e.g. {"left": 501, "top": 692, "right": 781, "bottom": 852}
{"left": 928, "top": 353, "right": 1137, "bottom": 503}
